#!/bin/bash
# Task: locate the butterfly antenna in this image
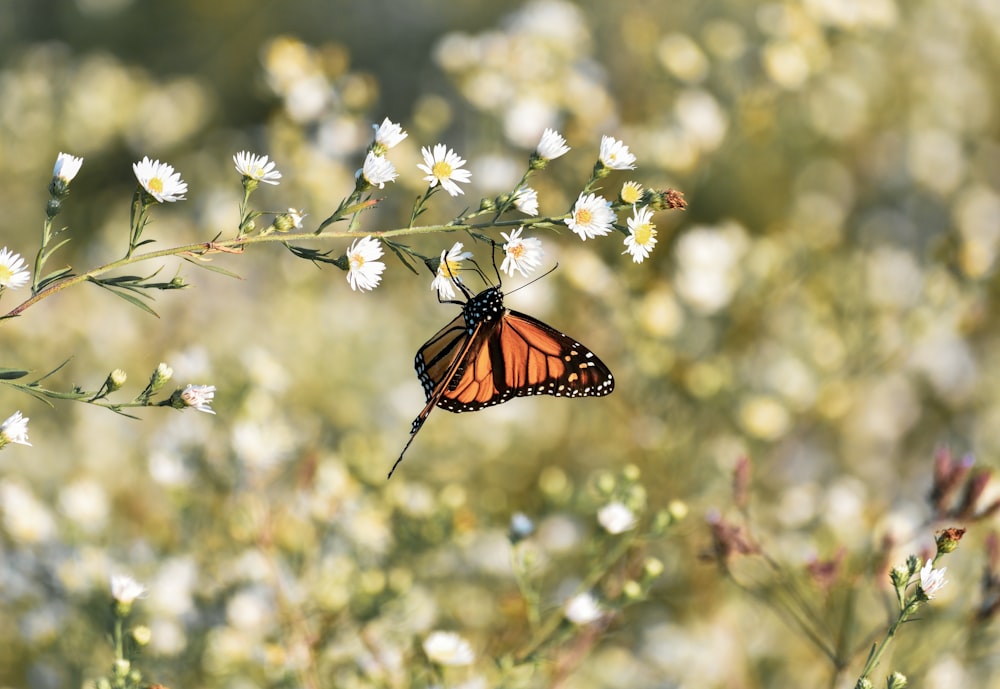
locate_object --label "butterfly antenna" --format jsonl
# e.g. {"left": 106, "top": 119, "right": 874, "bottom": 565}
{"left": 489, "top": 240, "right": 503, "bottom": 286}
{"left": 504, "top": 263, "right": 560, "bottom": 296}
{"left": 388, "top": 431, "right": 418, "bottom": 479}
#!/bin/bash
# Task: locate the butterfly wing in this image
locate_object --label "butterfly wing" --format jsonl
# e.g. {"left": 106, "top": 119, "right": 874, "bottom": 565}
{"left": 436, "top": 309, "right": 614, "bottom": 412}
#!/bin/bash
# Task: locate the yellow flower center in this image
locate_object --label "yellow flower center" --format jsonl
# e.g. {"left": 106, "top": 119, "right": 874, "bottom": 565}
{"left": 351, "top": 254, "right": 365, "bottom": 270}
{"left": 0, "top": 266, "right": 12, "bottom": 284}
{"left": 621, "top": 183, "right": 642, "bottom": 204}
{"left": 441, "top": 259, "right": 462, "bottom": 278}
{"left": 432, "top": 161, "right": 453, "bottom": 179}
{"left": 575, "top": 208, "right": 593, "bottom": 225}
{"left": 147, "top": 177, "right": 164, "bottom": 194}
{"left": 508, "top": 244, "right": 525, "bottom": 259}
{"left": 634, "top": 222, "right": 656, "bottom": 246}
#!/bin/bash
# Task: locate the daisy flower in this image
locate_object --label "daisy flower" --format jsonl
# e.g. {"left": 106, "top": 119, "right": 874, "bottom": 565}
{"left": 346, "top": 235, "right": 386, "bottom": 292}
{"left": 233, "top": 151, "right": 282, "bottom": 185}
{"left": 597, "top": 501, "right": 637, "bottom": 534}
{"left": 180, "top": 384, "right": 216, "bottom": 414}
{"left": 566, "top": 193, "right": 616, "bottom": 240}
{"left": 373, "top": 117, "right": 408, "bottom": 149}
{"left": 620, "top": 181, "right": 643, "bottom": 205}
{"left": 361, "top": 152, "right": 398, "bottom": 189}
{"left": 623, "top": 206, "right": 658, "bottom": 263}
{"left": 919, "top": 559, "right": 948, "bottom": 599}
{"left": 287, "top": 208, "right": 306, "bottom": 230}
{"left": 564, "top": 592, "right": 603, "bottom": 625}
{"left": 0, "top": 248, "right": 30, "bottom": 290}
{"left": 536, "top": 128, "right": 570, "bottom": 160}
{"left": 133, "top": 157, "right": 188, "bottom": 203}
{"left": 110, "top": 574, "right": 147, "bottom": 604}
{"left": 599, "top": 135, "right": 637, "bottom": 170}
{"left": 431, "top": 242, "right": 473, "bottom": 300}
{"left": 500, "top": 227, "right": 544, "bottom": 278}
{"left": 52, "top": 152, "right": 84, "bottom": 184}
{"left": 0, "top": 411, "right": 30, "bottom": 447}
{"left": 418, "top": 144, "right": 472, "bottom": 196}
{"left": 512, "top": 186, "right": 539, "bottom": 216}
{"left": 422, "top": 631, "right": 475, "bottom": 666}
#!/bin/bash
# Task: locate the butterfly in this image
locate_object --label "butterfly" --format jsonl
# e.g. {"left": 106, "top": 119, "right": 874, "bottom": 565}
{"left": 389, "top": 273, "right": 614, "bottom": 478}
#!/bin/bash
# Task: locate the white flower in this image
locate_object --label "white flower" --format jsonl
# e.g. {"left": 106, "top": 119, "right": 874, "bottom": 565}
{"left": 623, "top": 206, "right": 658, "bottom": 263}
{"left": 287, "top": 208, "right": 306, "bottom": 230}
{"left": 373, "top": 117, "right": 408, "bottom": 149}
{"left": 597, "top": 501, "right": 637, "bottom": 534}
{"left": 418, "top": 144, "right": 472, "bottom": 196}
{"left": 422, "top": 630, "right": 475, "bottom": 666}
{"left": 500, "top": 227, "right": 544, "bottom": 278}
{"left": 599, "top": 135, "right": 637, "bottom": 170}
{"left": 919, "top": 559, "right": 948, "bottom": 599}
{"left": 536, "top": 128, "right": 570, "bottom": 160}
{"left": 110, "top": 574, "right": 147, "bottom": 604}
{"left": 233, "top": 151, "right": 282, "bottom": 185}
{"left": 564, "top": 592, "right": 603, "bottom": 625}
{"left": 0, "top": 248, "right": 30, "bottom": 290}
{"left": 133, "top": 157, "right": 188, "bottom": 202}
{"left": 566, "top": 193, "right": 616, "bottom": 240}
{"left": 0, "top": 411, "right": 30, "bottom": 447}
{"left": 361, "top": 152, "right": 398, "bottom": 189}
{"left": 512, "top": 186, "right": 539, "bottom": 216}
{"left": 346, "top": 235, "right": 386, "bottom": 292}
{"left": 53, "top": 152, "right": 84, "bottom": 183}
{"left": 431, "top": 242, "right": 473, "bottom": 300}
{"left": 180, "top": 384, "right": 216, "bottom": 414}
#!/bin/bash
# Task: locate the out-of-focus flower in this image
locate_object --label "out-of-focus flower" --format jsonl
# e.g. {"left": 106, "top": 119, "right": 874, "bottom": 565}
{"left": 500, "top": 227, "right": 544, "bottom": 278}
{"left": 620, "top": 181, "right": 642, "bottom": 204}
{"left": 373, "top": 117, "right": 408, "bottom": 149}
{"left": 0, "top": 411, "right": 30, "bottom": 447}
{"left": 598, "top": 135, "right": 636, "bottom": 170}
{"left": 0, "top": 248, "right": 30, "bottom": 291}
{"left": 361, "top": 152, "right": 398, "bottom": 189}
{"left": 566, "top": 193, "right": 615, "bottom": 240}
{"left": 422, "top": 631, "right": 475, "bottom": 666}
{"left": 597, "top": 501, "right": 638, "bottom": 534}
{"left": 512, "top": 186, "right": 539, "bottom": 215}
{"left": 346, "top": 235, "right": 386, "bottom": 292}
{"left": 133, "top": 157, "right": 188, "bottom": 202}
{"left": 919, "top": 559, "right": 948, "bottom": 599}
{"left": 536, "top": 128, "right": 570, "bottom": 160}
{"left": 111, "top": 574, "right": 148, "bottom": 605}
{"left": 233, "top": 151, "right": 282, "bottom": 185}
{"left": 509, "top": 512, "right": 535, "bottom": 543}
{"left": 564, "top": 592, "right": 603, "bottom": 624}
{"left": 431, "top": 242, "right": 473, "bottom": 299}
{"left": 53, "top": 152, "right": 84, "bottom": 183}
{"left": 624, "top": 206, "right": 658, "bottom": 263}
{"left": 180, "top": 384, "right": 216, "bottom": 414}
{"left": 418, "top": 144, "right": 472, "bottom": 196}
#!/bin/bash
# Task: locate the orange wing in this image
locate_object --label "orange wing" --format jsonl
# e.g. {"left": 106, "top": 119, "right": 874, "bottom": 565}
{"left": 435, "top": 309, "right": 614, "bottom": 412}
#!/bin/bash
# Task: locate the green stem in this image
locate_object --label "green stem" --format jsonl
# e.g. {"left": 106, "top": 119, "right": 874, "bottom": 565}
{"left": 1, "top": 215, "right": 571, "bottom": 322}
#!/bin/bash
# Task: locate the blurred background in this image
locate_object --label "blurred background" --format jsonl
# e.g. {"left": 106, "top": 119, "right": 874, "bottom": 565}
{"left": 2, "top": 0, "right": 1000, "bottom": 687}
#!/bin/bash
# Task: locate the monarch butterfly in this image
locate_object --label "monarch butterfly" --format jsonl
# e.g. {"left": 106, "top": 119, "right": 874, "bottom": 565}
{"left": 389, "top": 272, "right": 614, "bottom": 477}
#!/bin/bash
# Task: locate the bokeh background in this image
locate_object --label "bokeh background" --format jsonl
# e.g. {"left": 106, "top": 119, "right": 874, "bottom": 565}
{"left": 2, "top": 0, "right": 1000, "bottom": 687}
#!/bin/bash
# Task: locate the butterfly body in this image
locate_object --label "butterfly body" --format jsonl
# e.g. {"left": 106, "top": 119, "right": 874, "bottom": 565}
{"left": 391, "top": 283, "right": 613, "bottom": 477}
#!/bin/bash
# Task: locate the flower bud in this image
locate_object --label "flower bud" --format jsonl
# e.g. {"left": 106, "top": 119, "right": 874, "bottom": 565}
{"left": 132, "top": 625, "right": 152, "bottom": 646}
{"left": 107, "top": 369, "right": 127, "bottom": 393}
{"left": 936, "top": 527, "right": 966, "bottom": 554}
{"left": 887, "top": 671, "right": 908, "bottom": 689}
{"left": 148, "top": 363, "right": 173, "bottom": 394}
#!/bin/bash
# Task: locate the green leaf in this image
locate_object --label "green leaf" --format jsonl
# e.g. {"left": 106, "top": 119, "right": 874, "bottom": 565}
{"left": 0, "top": 368, "right": 29, "bottom": 380}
